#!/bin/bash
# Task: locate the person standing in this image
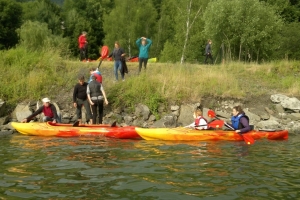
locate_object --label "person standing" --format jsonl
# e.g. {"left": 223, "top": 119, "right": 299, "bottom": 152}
{"left": 87, "top": 75, "right": 109, "bottom": 124}
{"left": 78, "top": 31, "right": 88, "bottom": 61}
{"left": 73, "top": 75, "right": 93, "bottom": 124}
{"left": 21, "top": 98, "right": 61, "bottom": 123}
{"left": 109, "top": 41, "right": 126, "bottom": 81}
{"left": 204, "top": 39, "right": 213, "bottom": 64}
{"left": 136, "top": 37, "right": 152, "bottom": 73}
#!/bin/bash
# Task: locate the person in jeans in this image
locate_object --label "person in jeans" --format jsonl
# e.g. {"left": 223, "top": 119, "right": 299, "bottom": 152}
{"left": 109, "top": 41, "right": 126, "bottom": 81}
{"left": 73, "top": 75, "right": 92, "bottom": 124}
{"left": 21, "top": 98, "right": 61, "bottom": 123}
{"left": 87, "top": 75, "right": 109, "bottom": 124}
{"left": 136, "top": 37, "right": 152, "bottom": 73}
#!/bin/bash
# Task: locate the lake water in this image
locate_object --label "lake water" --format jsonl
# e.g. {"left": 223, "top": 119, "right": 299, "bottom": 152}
{"left": 0, "top": 133, "right": 299, "bottom": 199}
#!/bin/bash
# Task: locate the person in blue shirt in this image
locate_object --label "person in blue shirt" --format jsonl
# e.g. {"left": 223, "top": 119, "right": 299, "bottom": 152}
{"left": 136, "top": 37, "right": 152, "bottom": 74}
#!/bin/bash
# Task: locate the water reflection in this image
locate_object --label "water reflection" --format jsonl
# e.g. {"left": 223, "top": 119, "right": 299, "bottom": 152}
{"left": 0, "top": 134, "right": 299, "bottom": 199}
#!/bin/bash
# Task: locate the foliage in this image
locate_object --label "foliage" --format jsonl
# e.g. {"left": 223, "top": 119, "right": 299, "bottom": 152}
{"left": 17, "top": 20, "right": 69, "bottom": 57}
{"left": 0, "top": 0, "right": 23, "bottom": 49}
{"left": 204, "top": 0, "right": 283, "bottom": 62}
{"left": 103, "top": 0, "right": 157, "bottom": 57}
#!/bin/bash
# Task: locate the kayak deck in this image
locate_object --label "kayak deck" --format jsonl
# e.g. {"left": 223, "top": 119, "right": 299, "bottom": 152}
{"left": 135, "top": 127, "right": 288, "bottom": 141}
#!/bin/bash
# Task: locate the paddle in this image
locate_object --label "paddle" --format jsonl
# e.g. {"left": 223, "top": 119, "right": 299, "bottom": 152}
{"left": 73, "top": 121, "right": 79, "bottom": 127}
{"left": 207, "top": 110, "right": 255, "bottom": 145}
{"left": 111, "top": 121, "right": 117, "bottom": 127}
{"left": 97, "top": 46, "right": 109, "bottom": 69}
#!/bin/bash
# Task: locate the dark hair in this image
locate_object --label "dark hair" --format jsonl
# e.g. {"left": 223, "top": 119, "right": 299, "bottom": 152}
{"left": 233, "top": 105, "right": 244, "bottom": 114}
{"left": 89, "top": 67, "right": 96, "bottom": 72}
{"left": 78, "top": 75, "right": 85, "bottom": 81}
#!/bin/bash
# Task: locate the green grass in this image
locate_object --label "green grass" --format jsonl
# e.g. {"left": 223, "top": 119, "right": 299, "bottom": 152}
{"left": 1, "top": 46, "right": 300, "bottom": 117}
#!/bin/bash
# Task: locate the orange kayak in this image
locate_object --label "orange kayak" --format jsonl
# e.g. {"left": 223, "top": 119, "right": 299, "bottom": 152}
{"left": 11, "top": 122, "right": 140, "bottom": 139}
{"left": 135, "top": 127, "right": 288, "bottom": 141}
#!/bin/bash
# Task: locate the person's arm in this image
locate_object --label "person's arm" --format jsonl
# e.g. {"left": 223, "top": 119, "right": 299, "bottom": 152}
{"left": 108, "top": 52, "right": 113, "bottom": 58}
{"left": 146, "top": 38, "right": 152, "bottom": 48}
{"left": 136, "top": 38, "right": 142, "bottom": 47}
{"left": 22, "top": 106, "right": 43, "bottom": 122}
{"left": 73, "top": 84, "right": 78, "bottom": 107}
{"left": 86, "top": 85, "right": 94, "bottom": 105}
{"left": 101, "top": 85, "right": 109, "bottom": 105}
{"left": 185, "top": 122, "right": 195, "bottom": 128}
{"left": 120, "top": 48, "right": 126, "bottom": 57}
{"left": 237, "top": 117, "right": 251, "bottom": 133}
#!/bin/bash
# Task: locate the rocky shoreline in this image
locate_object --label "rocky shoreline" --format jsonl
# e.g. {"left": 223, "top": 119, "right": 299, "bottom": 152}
{"left": 1, "top": 93, "right": 300, "bottom": 136}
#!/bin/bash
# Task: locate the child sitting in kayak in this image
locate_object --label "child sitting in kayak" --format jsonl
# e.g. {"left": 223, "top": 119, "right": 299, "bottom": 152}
{"left": 185, "top": 108, "right": 208, "bottom": 130}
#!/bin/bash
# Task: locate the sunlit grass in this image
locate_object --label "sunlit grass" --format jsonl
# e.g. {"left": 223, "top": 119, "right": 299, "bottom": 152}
{"left": 1, "top": 46, "right": 300, "bottom": 116}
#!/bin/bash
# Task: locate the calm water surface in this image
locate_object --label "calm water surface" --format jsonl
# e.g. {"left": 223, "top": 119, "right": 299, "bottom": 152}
{"left": 0, "top": 133, "right": 299, "bottom": 199}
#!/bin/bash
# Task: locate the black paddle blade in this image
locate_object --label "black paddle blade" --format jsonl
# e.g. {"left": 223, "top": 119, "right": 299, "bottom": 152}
{"left": 111, "top": 121, "right": 117, "bottom": 127}
{"left": 73, "top": 121, "right": 79, "bottom": 127}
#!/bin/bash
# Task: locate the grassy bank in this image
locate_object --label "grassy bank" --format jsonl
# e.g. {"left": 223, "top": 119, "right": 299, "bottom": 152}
{"left": 1, "top": 46, "right": 300, "bottom": 115}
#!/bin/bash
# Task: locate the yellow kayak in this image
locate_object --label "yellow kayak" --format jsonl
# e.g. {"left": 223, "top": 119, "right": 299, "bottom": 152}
{"left": 135, "top": 127, "right": 288, "bottom": 141}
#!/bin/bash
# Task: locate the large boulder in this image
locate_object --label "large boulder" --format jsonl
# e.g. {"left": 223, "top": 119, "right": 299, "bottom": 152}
{"left": 135, "top": 104, "right": 150, "bottom": 121}
{"left": 152, "top": 114, "right": 177, "bottom": 128}
{"left": 271, "top": 94, "right": 300, "bottom": 111}
{"left": 177, "top": 104, "right": 194, "bottom": 126}
{"left": 13, "top": 104, "right": 33, "bottom": 122}
{"left": 0, "top": 99, "right": 6, "bottom": 117}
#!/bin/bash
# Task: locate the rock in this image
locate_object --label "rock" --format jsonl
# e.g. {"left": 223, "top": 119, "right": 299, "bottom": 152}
{"left": 0, "top": 99, "right": 7, "bottom": 117}
{"left": 124, "top": 115, "right": 133, "bottom": 124}
{"left": 274, "top": 104, "right": 285, "bottom": 114}
{"left": 0, "top": 116, "right": 9, "bottom": 125}
{"left": 62, "top": 113, "right": 71, "bottom": 119}
{"left": 172, "top": 110, "right": 180, "bottom": 116}
{"left": 265, "top": 107, "right": 274, "bottom": 115}
{"left": 244, "top": 109, "right": 261, "bottom": 123}
{"left": 152, "top": 114, "right": 177, "bottom": 128}
{"left": 158, "top": 105, "right": 166, "bottom": 113}
{"left": 14, "top": 104, "right": 33, "bottom": 122}
{"left": 289, "top": 113, "right": 300, "bottom": 120}
{"left": 256, "top": 120, "right": 281, "bottom": 130}
{"left": 2, "top": 122, "right": 15, "bottom": 131}
{"left": 171, "top": 105, "right": 180, "bottom": 111}
{"left": 135, "top": 104, "right": 150, "bottom": 121}
{"left": 271, "top": 94, "right": 300, "bottom": 110}
{"left": 177, "top": 104, "right": 194, "bottom": 126}
{"left": 0, "top": 130, "right": 14, "bottom": 137}
{"left": 148, "top": 115, "right": 156, "bottom": 122}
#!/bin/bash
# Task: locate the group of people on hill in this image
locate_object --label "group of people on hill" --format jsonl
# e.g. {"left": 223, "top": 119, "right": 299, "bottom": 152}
{"left": 185, "top": 105, "right": 251, "bottom": 134}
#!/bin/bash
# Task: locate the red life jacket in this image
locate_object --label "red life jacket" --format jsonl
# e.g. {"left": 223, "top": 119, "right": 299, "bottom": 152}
{"left": 43, "top": 106, "right": 54, "bottom": 118}
{"left": 195, "top": 116, "right": 208, "bottom": 126}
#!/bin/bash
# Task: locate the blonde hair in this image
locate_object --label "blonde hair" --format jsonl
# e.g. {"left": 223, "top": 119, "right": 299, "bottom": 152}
{"left": 194, "top": 108, "right": 203, "bottom": 117}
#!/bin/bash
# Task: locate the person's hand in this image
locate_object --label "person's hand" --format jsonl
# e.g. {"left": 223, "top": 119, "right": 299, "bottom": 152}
{"left": 90, "top": 101, "right": 94, "bottom": 105}
{"left": 53, "top": 119, "right": 57, "bottom": 123}
{"left": 73, "top": 103, "right": 77, "bottom": 108}
{"left": 104, "top": 99, "right": 109, "bottom": 105}
{"left": 21, "top": 119, "right": 27, "bottom": 123}
{"left": 235, "top": 130, "right": 241, "bottom": 133}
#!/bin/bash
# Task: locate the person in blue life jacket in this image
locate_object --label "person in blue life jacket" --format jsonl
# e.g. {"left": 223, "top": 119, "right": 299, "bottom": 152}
{"left": 229, "top": 105, "right": 251, "bottom": 134}
{"left": 185, "top": 107, "right": 208, "bottom": 130}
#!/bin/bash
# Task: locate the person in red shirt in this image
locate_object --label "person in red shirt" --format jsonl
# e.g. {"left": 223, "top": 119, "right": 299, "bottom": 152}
{"left": 21, "top": 98, "right": 61, "bottom": 123}
{"left": 78, "top": 31, "right": 88, "bottom": 61}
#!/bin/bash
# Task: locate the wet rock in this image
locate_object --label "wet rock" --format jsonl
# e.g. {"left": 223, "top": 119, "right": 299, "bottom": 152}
{"left": 0, "top": 130, "right": 14, "bottom": 137}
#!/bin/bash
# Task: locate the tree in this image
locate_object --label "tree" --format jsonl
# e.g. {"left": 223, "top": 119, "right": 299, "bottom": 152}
{"left": 203, "top": 0, "right": 283, "bottom": 62}
{"left": 103, "top": 0, "right": 157, "bottom": 57}
{"left": 0, "top": 0, "right": 23, "bottom": 49}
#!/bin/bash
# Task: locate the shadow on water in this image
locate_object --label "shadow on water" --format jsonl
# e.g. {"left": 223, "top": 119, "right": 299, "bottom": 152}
{"left": 0, "top": 134, "right": 299, "bottom": 199}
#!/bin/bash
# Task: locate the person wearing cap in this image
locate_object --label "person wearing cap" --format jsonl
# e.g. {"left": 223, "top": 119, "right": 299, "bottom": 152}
{"left": 87, "top": 75, "right": 109, "bottom": 124}
{"left": 21, "top": 98, "right": 61, "bottom": 123}
{"left": 73, "top": 75, "right": 93, "bottom": 124}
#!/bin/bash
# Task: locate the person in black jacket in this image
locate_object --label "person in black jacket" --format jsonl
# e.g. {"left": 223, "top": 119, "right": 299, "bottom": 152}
{"left": 87, "top": 76, "right": 109, "bottom": 124}
{"left": 21, "top": 98, "right": 61, "bottom": 123}
{"left": 73, "top": 75, "right": 92, "bottom": 124}
{"left": 204, "top": 39, "right": 213, "bottom": 64}
{"left": 109, "top": 41, "right": 126, "bottom": 81}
